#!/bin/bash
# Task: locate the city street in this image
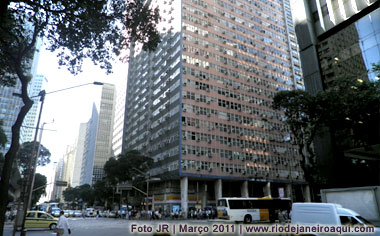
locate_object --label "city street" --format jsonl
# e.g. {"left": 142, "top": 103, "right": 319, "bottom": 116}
{"left": 5, "top": 218, "right": 132, "bottom": 236}
{"left": 3, "top": 218, "right": 238, "bottom": 236}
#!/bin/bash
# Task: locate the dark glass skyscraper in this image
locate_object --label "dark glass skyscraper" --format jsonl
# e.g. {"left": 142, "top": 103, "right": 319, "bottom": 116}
{"left": 291, "top": 0, "right": 380, "bottom": 187}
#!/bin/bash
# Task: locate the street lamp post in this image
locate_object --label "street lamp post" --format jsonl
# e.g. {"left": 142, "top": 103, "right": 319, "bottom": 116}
{"left": 132, "top": 168, "right": 150, "bottom": 216}
{"left": 132, "top": 168, "right": 160, "bottom": 218}
{"left": 27, "top": 120, "right": 54, "bottom": 210}
{"left": 18, "top": 82, "right": 103, "bottom": 235}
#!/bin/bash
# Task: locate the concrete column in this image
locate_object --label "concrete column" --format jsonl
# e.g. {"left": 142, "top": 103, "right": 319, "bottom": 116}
{"left": 263, "top": 182, "right": 272, "bottom": 197}
{"left": 152, "top": 194, "right": 155, "bottom": 211}
{"left": 180, "top": 177, "right": 188, "bottom": 218}
{"left": 214, "top": 179, "right": 222, "bottom": 201}
{"left": 304, "top": 185, "right": 311, "bottom": 202}
{"left": 202, "top": 183, "right": 207, "bottom": 208}
{"left": 285, "top": 184, "right": 293, "bottom": 199}
{"left": 241, "top": 181, "right": 249, "bottom": 197}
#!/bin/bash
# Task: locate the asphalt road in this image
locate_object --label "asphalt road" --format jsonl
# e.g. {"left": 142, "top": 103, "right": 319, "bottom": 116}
{"left": 3, "top": 218, "right": 222, "bottom": 236}
{"left": 3, "top": 218, "right": 284, "bottom": 236}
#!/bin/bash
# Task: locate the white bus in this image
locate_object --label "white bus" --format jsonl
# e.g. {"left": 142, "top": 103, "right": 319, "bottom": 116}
{"left": 217, "top": 197, "right": 291, "bottom": 223}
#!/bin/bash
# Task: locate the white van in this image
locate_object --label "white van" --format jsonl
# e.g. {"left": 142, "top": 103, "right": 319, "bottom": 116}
{"left": 86, "top": 208, "right": 95, "bottom": 217}
{"left": 291, "top": 203, "right": 379, "bottom": 236}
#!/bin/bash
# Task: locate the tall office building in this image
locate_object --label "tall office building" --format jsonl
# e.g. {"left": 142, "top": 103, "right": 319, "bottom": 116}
{"left": 63, "top": 144, "right": 76, "bottom": 187}
{"left": 71, "top": 123, "right": 88, "bottom": 187}
{"left": 80, "top": 84, "right": 116, "bottom": 185}
{"left": 112, "top": 78, "right": 128, "bottom": 157}
{"left": 51, "top": 145, "right": 76, "bottom": 202}
{"left": 123, "top": 0, "right": 307, "bottom": 212}
{"left": 20, "top": 74, "right": 48, "bottom": 143}
{"left": 291, "top": 0, "right": 379, "bottom": 93}
{"left": 51, "top": 157, "right": 65, "bottom": 202}
{"left": 92, "top": 83, "right": 116, "bottom": 185}
{"left": 0, "top": 84, "right": 23, "bottom": 155}
{"left": 80, "top": 104, "right": 98, "bottom": 186}
{"left": 291, "top": 0, "right": 380, "bottom": 186}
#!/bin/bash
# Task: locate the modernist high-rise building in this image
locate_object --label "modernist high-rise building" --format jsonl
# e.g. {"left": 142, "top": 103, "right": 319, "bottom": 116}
{"left": 80, "top": 104, "right": 98, "bottom": 186}
{"left": 51, "top": 145, "right": 76, "bottom": 202}
{"left": 80, "top": 84, "right": 116, "bottom": 185}
{"left": 20, "top": 74, "right": 48, "bottom": 143}
{"left": 291, "top": 0, "right": 380, "bottom": 186}
{"left": 123, "top": 0, "right": 306, "bottom": 213}
{"left": 51, "top": 157, "right": 65, "bottom": 202}
{"left": 291, "top": 0, "right": 379, "bottom": 92}
{"left": 71, "top": 123, "right": 87, "bottom": 187}
{"left": 112, "top": 79, "right": 127, "bottom": 157}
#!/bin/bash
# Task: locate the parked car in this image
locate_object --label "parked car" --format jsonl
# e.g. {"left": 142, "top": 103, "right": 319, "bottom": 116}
{"left": 51, "top": 208, "right": 60, "bottom": 217}
{"left": 86, "top": 208, "right": 95, "bottom": 217}
{"left": 63, "top": 210, "right": 70, "bottom": 217}
{"left": 25, "top": 211, "right": 58, "bottom": 230}
{"left": 73, "top": 210, "right": 82, "bottom": 217}
{"left": 106, "top": 211, "right": 116, "bottom": 218}
{"left": 68, "top": 210, "right": 75, "bottom": 217}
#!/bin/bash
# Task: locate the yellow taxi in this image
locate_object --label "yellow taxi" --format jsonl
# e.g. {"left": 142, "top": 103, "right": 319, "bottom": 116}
{"left": 25, "top": 211, "right": 58, "bottom": 230}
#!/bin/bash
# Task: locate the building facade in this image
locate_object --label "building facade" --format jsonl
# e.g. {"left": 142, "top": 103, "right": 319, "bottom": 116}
{"left": 112, "top": 79, "right": 127, "bottom": 157}
{"left": 80, "top": 104, "right": 98, "bottom": 185}
{"left": 71, "top": 123, "right": 88, "bottom": 187}
{"left": 291, "top": 0, "right": 379, "bottom": 93}
{"left": 123, "top": 0, "right": 307, "bottom": 213}
{"left": 91, "top": 83, "right": 116, "bottom": 185}
{"left": 20, "top": 74, "right": 48, "bottom": 143}
{"left": 51, "top": 157, "right": 65, "bottom": 202}
{"left": 80, "top": 84, "right": 116, "bottom": 185}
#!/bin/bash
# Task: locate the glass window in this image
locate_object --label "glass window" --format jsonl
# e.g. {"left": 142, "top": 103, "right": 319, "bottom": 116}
{"left": 218, "top": 199, "right": 227, "bottom": 207}
{"left": 356, "top": 15, "right": 373, "bottom": 38}
{"left": 364, "top": 46, "right": 380, "bottom": 66}
{"left": 37, "top": 213, "right": 47, "bottom": 219}
{"left": 26, "top": 212, "right": 35, "bottom": 218}
{"left": 340, "top": 216, "right": 361, "bottom": 225}
{"left": 362, "top": 36, "right": 377, "bottom": 50}
{"left": 356, "top": 216, "right": 374, "bottom": 226}
{"left": 371, "top": 9, "right": 380, "bottom": 32}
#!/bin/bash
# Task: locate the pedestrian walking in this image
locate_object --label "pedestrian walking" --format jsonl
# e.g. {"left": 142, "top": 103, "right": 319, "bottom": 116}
{"left": 56, "top": 211, "right": 71, "bottom": 236}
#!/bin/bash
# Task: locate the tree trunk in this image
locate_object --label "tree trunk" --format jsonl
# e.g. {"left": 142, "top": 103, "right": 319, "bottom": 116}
{"left": 0, "top": 0, "right": 10, "bottom": 24}
{"left": 0, "top": 76, "right": 33, "bottom": 235}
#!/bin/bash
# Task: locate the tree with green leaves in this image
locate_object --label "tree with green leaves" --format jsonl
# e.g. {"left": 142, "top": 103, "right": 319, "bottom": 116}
{"left": 16, "top": 141, "right": 51, "bottom": 175}
{"left": 31, "top": 173, "right": 47, "bottom": 207}
{"left": 104, "top": 150, "right": 153, "bottom": 208}
{"left": 104, "top": 150, "right": 153, "bottom": 184}
{"left": 93, "top": 179, "right": 113, "bottom": 208}
{"left": 272, "top": 90, "right": 326, "bottom": 198}
{"left": 0, "top": 0, "right": 160, "bottom": 232}
{"left": 62, "top": 184, "right": 95, "bottom": 208}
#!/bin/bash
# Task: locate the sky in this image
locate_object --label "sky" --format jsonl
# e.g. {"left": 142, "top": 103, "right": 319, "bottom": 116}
{"left": 35, "top": 46, "right": 128, "bottom": 201}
